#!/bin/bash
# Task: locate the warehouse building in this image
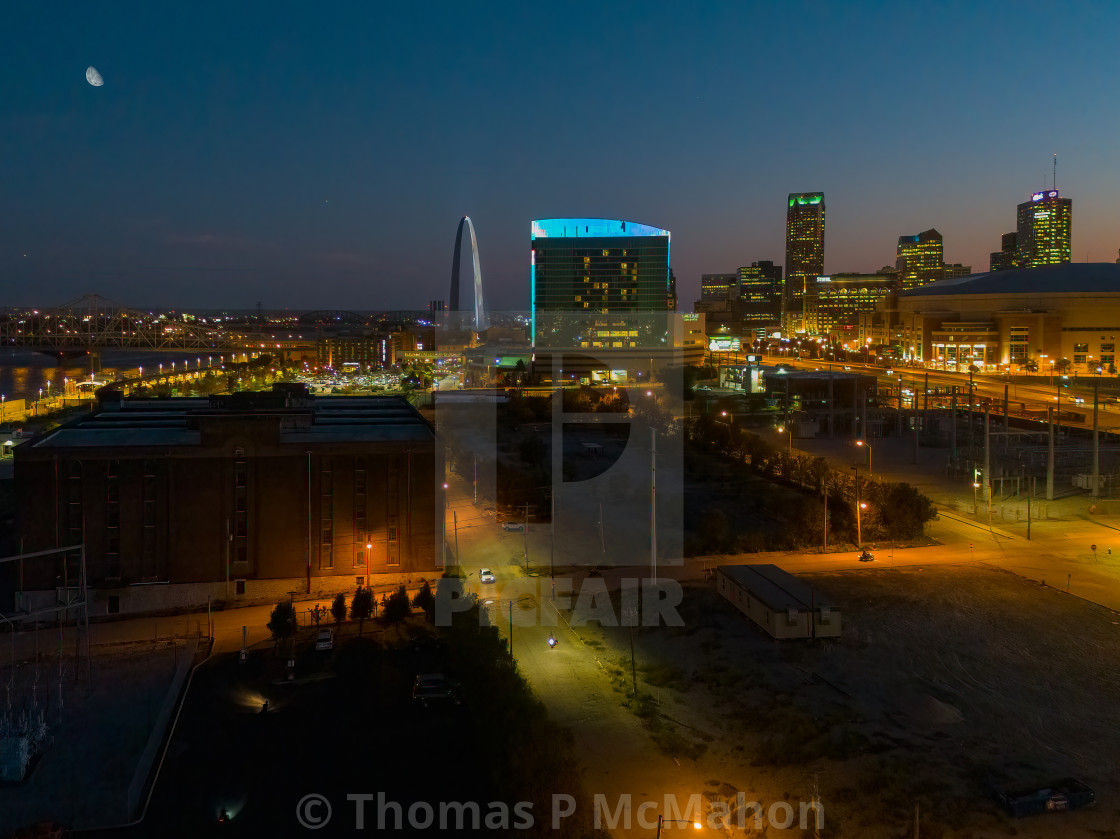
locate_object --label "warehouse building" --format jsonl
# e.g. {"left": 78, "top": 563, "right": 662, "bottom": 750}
{"left": 716, "top": 564, "right": 840, "bottom": 639}
{"left": 13, "top": 384, "right": 439, "bottom": 616}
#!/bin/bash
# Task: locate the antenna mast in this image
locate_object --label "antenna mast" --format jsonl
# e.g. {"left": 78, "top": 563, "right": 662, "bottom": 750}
{"left": 1053, "top": 153, "right": 1057, "bottom": 190}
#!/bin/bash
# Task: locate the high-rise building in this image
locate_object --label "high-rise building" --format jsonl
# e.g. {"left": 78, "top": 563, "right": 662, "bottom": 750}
{"left": 804, "top": 270, "right": 898, "bottom": 337}
{"left": 785, "top": 193, "right": 826, "bottom": 323}
{"left": 738, "top": 261, "right": 783, "bottom": 327}
{"left": 896, "top": 229, "right": 944, "bottom": 290}
{"left": 701, "top": 273, "right": 739, "bottom": 301}
{"left": 667, "top": 268, "right": 678, "bottom": 312}
{"left": 990, "top": 232, "right": 1018, "bottom": 272}
{"left": 942, "top": 263, "right": 972, "bottom": 280}
{"left": 531, "top": 218, "right": 671, "bottom": 349}
{"left": 1015, "top": 189, "right": 1072, "bottom": 268}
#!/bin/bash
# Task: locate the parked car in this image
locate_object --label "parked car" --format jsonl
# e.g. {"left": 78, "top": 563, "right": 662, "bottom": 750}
{"left": 315, "top": 628, "right": 334, "bottom": 651}
{"left": 479, "top": 568, "right": 495, "bottom": 584}
{"left": 998, "top": 778, "right": 1095, "bottom": 817}
{"left": 502, "top": 521, "right": 524, "bottom": 531}
{"left": 412, "top": 673, "right": 461, "bottom": 708}
{"left": 695, "top": 385, "right": 712, "bottom": 392}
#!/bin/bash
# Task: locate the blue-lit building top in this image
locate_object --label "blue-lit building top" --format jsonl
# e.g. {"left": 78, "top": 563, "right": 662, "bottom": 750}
{"left": 531, "top": 218, "right": 672, "bottom": 349}
{"left": 531, "top": 218, "right": 671, "bottom": 240}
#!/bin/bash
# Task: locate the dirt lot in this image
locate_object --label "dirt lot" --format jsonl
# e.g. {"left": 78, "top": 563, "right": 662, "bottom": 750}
{"left": 574, "top": 565, "right": 1120, "bottom": 838}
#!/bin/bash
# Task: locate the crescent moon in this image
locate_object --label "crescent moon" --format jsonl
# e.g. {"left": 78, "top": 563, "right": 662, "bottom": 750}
{"left": 85, "top": 66, "right": 104, "bottom": 87}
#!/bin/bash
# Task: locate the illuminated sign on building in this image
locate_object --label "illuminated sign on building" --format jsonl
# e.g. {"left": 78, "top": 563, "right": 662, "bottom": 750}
{"left": 1031, "top": 190, "right": 1060, "bottom": 202}
{"left": 709, "top": 337, "right": 741, "bottom": 352}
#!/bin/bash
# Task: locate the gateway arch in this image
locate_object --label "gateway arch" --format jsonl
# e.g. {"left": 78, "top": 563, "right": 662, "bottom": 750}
{"left": 449, "top": 215, "right": 489, "bottom": 332}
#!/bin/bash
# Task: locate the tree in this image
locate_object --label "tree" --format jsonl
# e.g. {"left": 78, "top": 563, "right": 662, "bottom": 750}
{"left": 412, "top": 581, "right": 435, "bottom": 623}
{"left": 267, "top": 600, "right": 297, "bottom": 647}
{"left": 349, "top": 586, "right": 374, "bottom": 637}
{"left": 382, "top": 585, "right": 412, "bottom": 635}
{"left": 331, "top": 592, "right": 347, "bottom": 629}
{"left": 1024, "top": 358, "right": 1039, "bottom": 374}
{"left": 1057, "top": 358, "right": 1072, "bottom": 375}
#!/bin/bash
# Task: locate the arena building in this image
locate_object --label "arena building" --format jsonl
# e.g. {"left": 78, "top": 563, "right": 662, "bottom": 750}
{"left": 869, "top": 263, "right": 1120, "bottom": 372}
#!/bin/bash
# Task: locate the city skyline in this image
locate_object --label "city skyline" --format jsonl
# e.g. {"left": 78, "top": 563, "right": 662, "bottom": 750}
{"left": 5, "top": 3, "right": 1120, "bottom": 311}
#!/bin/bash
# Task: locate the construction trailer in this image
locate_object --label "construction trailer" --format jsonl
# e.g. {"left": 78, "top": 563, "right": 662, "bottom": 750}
{"left": 716, "top": 564, "right": 840, "bottom": 639}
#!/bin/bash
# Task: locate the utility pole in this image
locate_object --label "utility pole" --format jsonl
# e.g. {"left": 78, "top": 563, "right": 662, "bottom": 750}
{"left": 521, "top": 503, "right": 532, "bottom": 571}
{"left": 827, "top": 371, "right": 835, "bottom": 440}
{"left": 454, "top": 510, "right": 460, "bottom": 575}
{"left": 651, "top": 428, "right": 657, "bottom": 586}
{"left": 913, "top": 384, "right": 920, "bottom": 464}
{"left": 822, "top": 478, "right": 828, "bottom": 551}
{"left": 950, "top": 386, "right": 957, "bottom": 468}
{"left": 1026, "top": 476, "right": 1032, "bottom": 540}
{"left": 1093, "top": 379, "right": 1100, "bottom": 497}
{"left": 983, "top": 402, "right": 991, "bottom": 495}
{"left": 1046, "top": 407, "right": 1055, "bottom": 501}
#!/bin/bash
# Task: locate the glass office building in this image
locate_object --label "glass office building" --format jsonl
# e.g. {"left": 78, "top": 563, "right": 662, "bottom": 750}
{"left": 1015, "top": 190, "right": 1072, "bottom": 268}
{"left": 531, "top": 218, "right": 671, "bottom": 348}
{"left": 785, "top": 193, "right": 826, "bottom": 319}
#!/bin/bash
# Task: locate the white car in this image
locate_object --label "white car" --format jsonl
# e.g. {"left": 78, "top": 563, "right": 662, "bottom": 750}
{"left": 502, "top": 521, "right": 524, "bottom": 531}
{"left": 479, "top": 568, "right": 495, "bottom": 584}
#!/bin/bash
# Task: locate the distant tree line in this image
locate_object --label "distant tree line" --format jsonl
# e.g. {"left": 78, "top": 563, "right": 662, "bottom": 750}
{"left": 687, "top": 412, "right": 936, "bottom": 547}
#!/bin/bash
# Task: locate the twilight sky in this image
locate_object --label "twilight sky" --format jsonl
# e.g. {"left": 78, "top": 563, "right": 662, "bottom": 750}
{"left": 4, "top": 1, "right": 1120, "bottom": 312}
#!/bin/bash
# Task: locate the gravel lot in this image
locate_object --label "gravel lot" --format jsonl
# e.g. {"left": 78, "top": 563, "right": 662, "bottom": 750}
{"left": 576, "top": 565, "right": 1120, "bottom": 838}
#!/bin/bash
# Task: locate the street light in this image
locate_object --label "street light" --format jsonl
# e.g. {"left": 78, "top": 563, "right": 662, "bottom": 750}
{"left": 973, "top": 481, "right": 980, "bottom": 516}
{"left": 856, "top": 439, "right": 872, "bottom": 479}
{"left": 857, "top": 501, "right": 867, "bottom": 547}
{"left": 777, "top": 425, "right": 793, "bottom": 454}
{"left": 656, "top": 815, "right": 702, "bottom": 837}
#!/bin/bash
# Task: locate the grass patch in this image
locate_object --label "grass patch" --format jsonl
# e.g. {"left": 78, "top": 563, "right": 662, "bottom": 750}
{"left": 638, "top": 662, "right": 688, "bottom": 691}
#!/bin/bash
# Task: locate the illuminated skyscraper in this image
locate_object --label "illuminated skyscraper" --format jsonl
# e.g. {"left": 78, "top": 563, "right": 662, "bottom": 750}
{"left": 738, "top": 261, "right": 782, "bottom": 327}
{"left": 1014, "top": 190, "right": 1072, "bottom": 268}
{"left": 701, "top": 273, "right": 738, "bottom": 301}
{"left": 785, "top": 193, "right": 826, "bottom": 323}
{"left": 531, "top": 218, "right": 671, "bottom": 348}
{"left": 896, "top": 229, "right": 944, "bottom": 290}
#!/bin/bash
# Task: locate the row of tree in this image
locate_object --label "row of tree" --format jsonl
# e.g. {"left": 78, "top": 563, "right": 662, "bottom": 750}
{"left": 688, "top": 413, "right": 936, "bottom": 544}
{"left": 267, "top": 582, "right": 438, "bottom": 643}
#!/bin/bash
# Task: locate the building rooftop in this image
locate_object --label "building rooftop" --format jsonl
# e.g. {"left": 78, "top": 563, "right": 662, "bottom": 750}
{"left": 718, "top": 564, "right": 835, "bottom": 612}
{"left": 531, "top": 218, "right": 670, "bottom": 239}
{"left": 26, "top": 391, "right": 434, "bottom": 450}
{"left": 901, "top": 263, "right": 1120, "bottom": 298}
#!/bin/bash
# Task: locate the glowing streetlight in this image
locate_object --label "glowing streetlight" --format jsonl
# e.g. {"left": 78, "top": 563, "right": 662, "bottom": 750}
{"left": 655, "top": 815, "right": 702, "bottom": 836}
{"left": 973, "top": 481, "right": 980, "bottom": 516}
{"left": 856, "top": 439, "right": 872, "bottom": 479}
{"left": 777, "top": 424, "right": 793, "bottom": 453}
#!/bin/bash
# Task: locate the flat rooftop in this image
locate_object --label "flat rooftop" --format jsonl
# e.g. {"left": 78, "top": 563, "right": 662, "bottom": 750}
{"left": 26, "top": 393, "right": 434, "bottom": 450}
{"left": 718, "top": 564, "right": 836, "bottom": 613}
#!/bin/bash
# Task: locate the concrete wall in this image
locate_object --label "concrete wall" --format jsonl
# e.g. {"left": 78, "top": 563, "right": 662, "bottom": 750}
{"left": 17, "top": 569, "right": 442, "bottom": 620}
